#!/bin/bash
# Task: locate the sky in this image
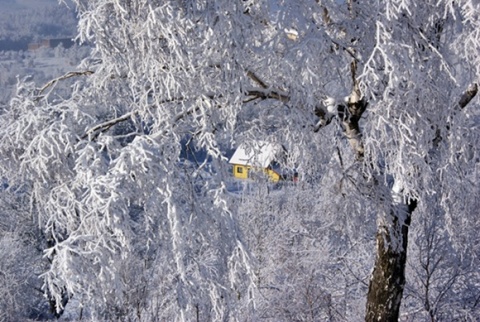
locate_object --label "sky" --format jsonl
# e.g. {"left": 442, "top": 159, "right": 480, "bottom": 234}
{"left": 0, "top": 0, "right": 61, "bottom": 11}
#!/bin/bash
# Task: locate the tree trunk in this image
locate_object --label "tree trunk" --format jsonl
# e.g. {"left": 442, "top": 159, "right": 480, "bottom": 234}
{"left": 365, "top": 83, "right": 476, "bottom": 321}
{"left": 365, "top": 200, "right": 416, "bottom": 321}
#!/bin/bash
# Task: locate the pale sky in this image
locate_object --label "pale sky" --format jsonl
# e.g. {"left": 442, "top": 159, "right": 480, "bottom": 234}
{"left": 0, "top": 0, "right": 59, "bottom": 11}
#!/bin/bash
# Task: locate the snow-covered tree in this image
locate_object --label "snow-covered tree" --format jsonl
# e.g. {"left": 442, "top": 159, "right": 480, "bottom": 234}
{"left": 0, "top": 186, "right": 51, "bottom": 320}
{"left": 0, "top": 0, "right": 479, "bottom": 320}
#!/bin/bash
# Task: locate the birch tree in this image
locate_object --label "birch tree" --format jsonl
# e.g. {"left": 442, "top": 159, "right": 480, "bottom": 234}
{"left": 0, "top": 0, "right": 479, "bottom": 320}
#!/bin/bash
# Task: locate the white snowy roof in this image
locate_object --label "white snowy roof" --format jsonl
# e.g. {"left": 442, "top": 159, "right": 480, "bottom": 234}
{"left": 228, "top": 142, "right": 283, "bottom": 168}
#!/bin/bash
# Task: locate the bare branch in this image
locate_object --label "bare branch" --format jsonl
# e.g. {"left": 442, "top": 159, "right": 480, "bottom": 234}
{"left": 245, "top": 89, "right": 290, "bottom": 103}
{"left": 245, "top": 70, "right": 291, "bottom": 103}
{"left": 246, "top": 70, "right": 268, "bottom": 89}
{"left": 37, "top": 71, "right": 94, "bottom": 96}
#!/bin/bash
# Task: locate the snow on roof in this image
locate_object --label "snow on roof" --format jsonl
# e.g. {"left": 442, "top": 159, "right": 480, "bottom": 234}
{"left": 228, "top": 141, "right": 283, "bottom": 168}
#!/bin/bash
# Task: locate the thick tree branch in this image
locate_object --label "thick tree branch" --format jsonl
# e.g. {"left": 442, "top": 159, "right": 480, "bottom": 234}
{"left": 433, "top": 83, "right": 478, "bottom": 147}
{"left": 340, "top": 101, "right": 367, "bottom": 161}
{"left": 341, "top": 61, "right": 367, "bottom": 160}
{"left": 458, "top": 83, "right": 478, "bottom": 110}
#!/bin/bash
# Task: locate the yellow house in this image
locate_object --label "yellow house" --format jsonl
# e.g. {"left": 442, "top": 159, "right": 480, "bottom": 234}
{"left": 228, "top": 142, "right": 284, "bottom": 182}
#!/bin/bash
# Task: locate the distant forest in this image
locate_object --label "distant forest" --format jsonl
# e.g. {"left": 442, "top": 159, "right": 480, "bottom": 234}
{"left": 0, "top": 0, "right": 77, "bottom": 51}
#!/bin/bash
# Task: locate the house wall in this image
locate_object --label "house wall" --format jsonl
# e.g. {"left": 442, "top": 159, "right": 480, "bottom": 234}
{"left": 28, "top": 38, "right": 76, "bottom": 51}
{"left": 233, "top": 165, "right": 249, "bottom": 179}
{"left": 266, "top": 169, "right": 280, "bottom": 182}
{"left": 232, "top": 165, "right": 281, "bottom": 182}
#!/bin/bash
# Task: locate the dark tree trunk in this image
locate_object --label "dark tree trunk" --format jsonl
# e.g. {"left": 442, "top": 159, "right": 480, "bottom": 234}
{"left": 365, "top": 200, "right": 416, "bottom": 321}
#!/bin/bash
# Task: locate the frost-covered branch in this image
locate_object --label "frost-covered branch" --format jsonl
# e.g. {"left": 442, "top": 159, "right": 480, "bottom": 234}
{"left": 83, "top": 111, "right": 136, "bottom": 139}
{"left": 244, "top": 69, "right": 290, "bottom": 103}
{"left": 244, "top": 88, "right": 290, "bottom": 103}
{"left": 36, "top": 70, "right": 94, "bottom": 96}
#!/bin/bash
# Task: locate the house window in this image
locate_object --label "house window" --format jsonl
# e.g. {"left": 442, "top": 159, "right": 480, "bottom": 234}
{"left": 237, "top": 166, "right": 243, "bottom": 174}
